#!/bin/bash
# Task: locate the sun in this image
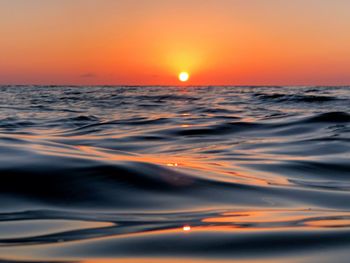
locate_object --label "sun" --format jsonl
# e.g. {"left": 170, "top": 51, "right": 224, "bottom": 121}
{"left": 179, "top": 72, "right": 190, "bottom": 82}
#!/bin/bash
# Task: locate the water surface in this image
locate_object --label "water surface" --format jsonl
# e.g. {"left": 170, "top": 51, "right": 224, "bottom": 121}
{"left": 0, "top": 86, "right": 349, "bottom": 262}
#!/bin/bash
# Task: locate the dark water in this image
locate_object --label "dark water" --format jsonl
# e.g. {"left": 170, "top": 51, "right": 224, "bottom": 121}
{"left": 0, "top": 86, "right": 349, "bottom": 263}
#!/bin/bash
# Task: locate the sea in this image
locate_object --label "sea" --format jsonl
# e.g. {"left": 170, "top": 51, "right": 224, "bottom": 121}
{"left": 0, "top": 85, "right": 349, "bottom": 263}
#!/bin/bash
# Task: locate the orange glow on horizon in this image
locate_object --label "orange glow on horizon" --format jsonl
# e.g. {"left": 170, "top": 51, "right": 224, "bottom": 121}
{"left": 1, "top": 1, "right": 350, "bottom": 85}
{"left": 78, "top": 258, "right": 288, "bottom": 263}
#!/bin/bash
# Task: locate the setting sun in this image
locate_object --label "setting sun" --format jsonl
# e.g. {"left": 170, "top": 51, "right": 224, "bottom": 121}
{"left": 179, "top": 72, "right": 190, "bottom": 82}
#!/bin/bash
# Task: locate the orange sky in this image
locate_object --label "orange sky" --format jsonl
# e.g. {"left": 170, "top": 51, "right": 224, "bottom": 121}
{"left": 1, "top": 0, "right": 350, "bottom": 85}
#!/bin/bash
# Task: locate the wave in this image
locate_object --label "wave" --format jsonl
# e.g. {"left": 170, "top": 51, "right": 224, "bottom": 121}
{"left": 254, "top": 93, "right": 339, "bottom": 103}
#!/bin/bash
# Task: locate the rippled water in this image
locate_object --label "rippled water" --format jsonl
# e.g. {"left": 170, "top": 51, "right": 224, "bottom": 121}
{"left": 0, "top": 86, "right": 349, "bottom": 263}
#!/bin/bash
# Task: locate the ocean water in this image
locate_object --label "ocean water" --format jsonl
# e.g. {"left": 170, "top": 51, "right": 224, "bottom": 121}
{"left": 0, "top": 85, "right": 349, "bottom": 263}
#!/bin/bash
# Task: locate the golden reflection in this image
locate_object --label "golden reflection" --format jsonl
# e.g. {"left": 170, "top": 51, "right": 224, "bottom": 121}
{"left": 199, "top": 209, "right": 350, "bottom": 230}
{"left": 305, "top": 219, "right": 350, "bottom": 228}
{"left": 203, "top": 210, "right": 310, "bottom": 223}
{"left": 19, "top": 139, "right": 301, "bottom": 189}
{"left": 183, "top": 225, "right": 191, "bottom": 232}
{"left": 167, "top": 163, "right": 179, "bottom": 167}
{"left": 73, "top": 144, "right": 291, "bottom": 188}
{"left": 14, "top": 130, "right": 290, "bottom": 188}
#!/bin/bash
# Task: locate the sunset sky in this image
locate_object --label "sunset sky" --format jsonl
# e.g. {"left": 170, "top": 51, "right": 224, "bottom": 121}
{"left": 1, "top": 0, "right": 350, "bottom": 85}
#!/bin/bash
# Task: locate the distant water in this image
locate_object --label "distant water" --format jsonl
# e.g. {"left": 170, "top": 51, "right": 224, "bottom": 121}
{"left": 0, "top": 86, "right": 349, "bottom": 263}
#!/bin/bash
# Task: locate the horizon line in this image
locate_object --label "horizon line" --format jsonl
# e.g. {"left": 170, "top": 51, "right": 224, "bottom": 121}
{"left": 1, "top": 84, "right": 349, "bottom": 87}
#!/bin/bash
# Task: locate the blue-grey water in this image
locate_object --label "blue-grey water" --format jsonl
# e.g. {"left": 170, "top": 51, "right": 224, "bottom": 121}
{"left": 0, "top": 86, "right": 349, "bottom": 263}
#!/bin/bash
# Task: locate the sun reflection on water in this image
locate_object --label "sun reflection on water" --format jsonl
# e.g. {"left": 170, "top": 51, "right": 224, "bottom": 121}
{"left": 183, "top": 225, "right": 191, "bottom": 232}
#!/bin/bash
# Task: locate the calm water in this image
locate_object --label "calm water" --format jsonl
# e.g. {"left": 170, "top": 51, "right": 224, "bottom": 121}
{"left": 0, "top": 86, "right": 349, "bottom": 263}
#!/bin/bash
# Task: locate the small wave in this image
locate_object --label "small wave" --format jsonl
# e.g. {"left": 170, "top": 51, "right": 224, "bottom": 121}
{"left": 255, "top": 93, "right": 339, "bottom": 103}
{"left": 135, "top": 94, "right": 199, "bottom": 102}
{"left": 1, "top": 209, "right": 350, "bottom": 260}
{"left": 172, "top": 122, "right": 264, "bottom": 136}
{"left": 289, "top": 179, "right": 350, "bottom": 191}
{"left": 0, "top": 118, "right": 36, "bottom": 130}
{"left": 306, "top": 111, "right": 350, "bottom": 123}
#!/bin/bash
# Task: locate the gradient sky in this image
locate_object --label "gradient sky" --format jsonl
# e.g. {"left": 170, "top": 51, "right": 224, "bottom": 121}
{"left": 1, "top": 0, "right": 350, "bottom": 85}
